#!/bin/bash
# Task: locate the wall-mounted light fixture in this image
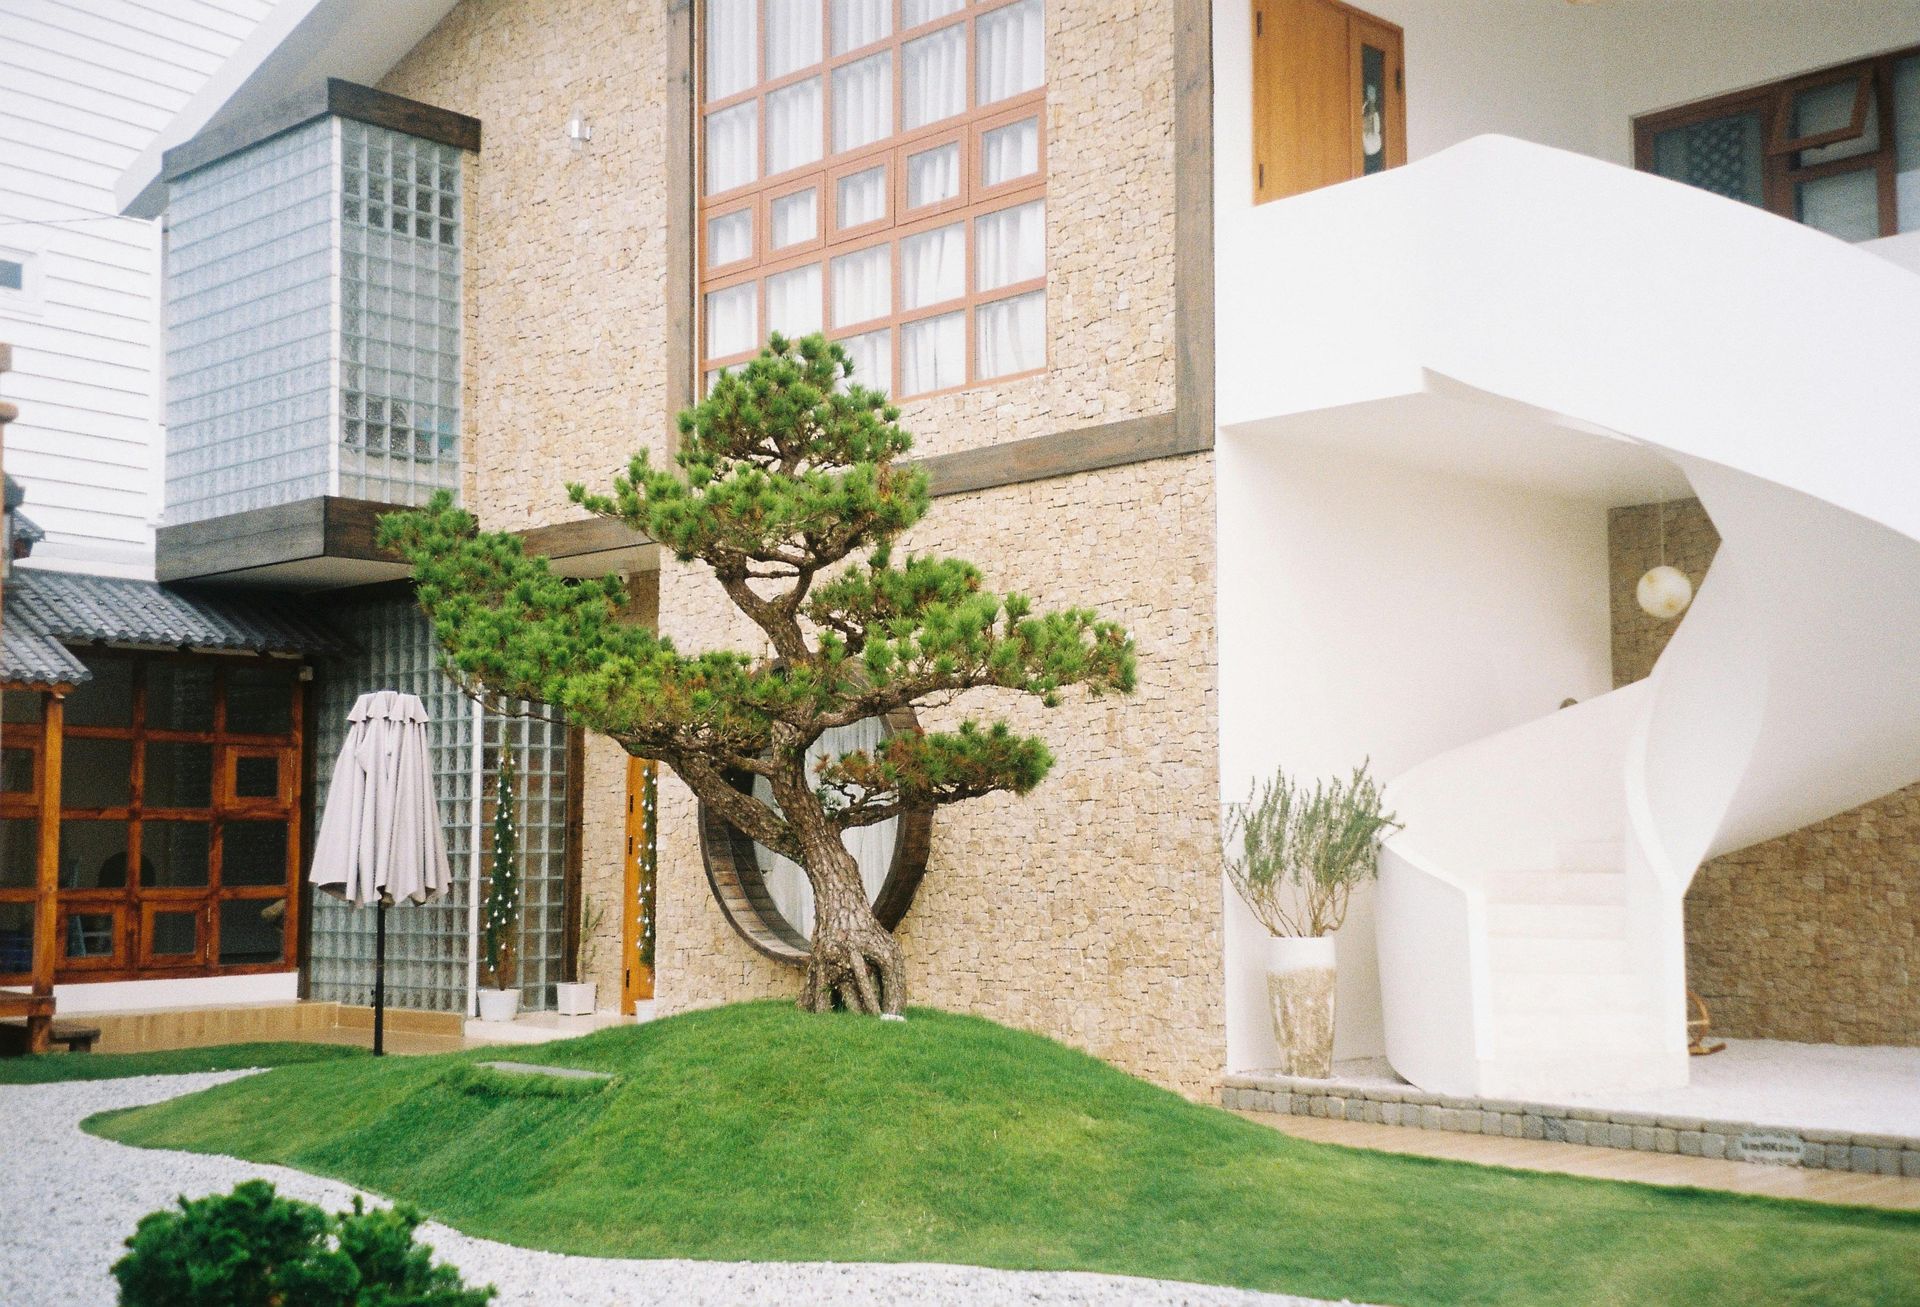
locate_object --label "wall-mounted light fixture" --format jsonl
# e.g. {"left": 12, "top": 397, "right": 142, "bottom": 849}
{"left": 566, "top": 110, "right": 592, "bottom": 149}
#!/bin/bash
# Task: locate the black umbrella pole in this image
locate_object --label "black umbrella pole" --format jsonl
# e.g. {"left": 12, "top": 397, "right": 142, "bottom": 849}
{"left": 374, "top": 900, "right": 387, "bottom": 1057}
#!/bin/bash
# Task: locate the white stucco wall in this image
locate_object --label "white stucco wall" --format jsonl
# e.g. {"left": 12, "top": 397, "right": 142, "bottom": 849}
{"left": 1213, "top": 0, "right": 1920, "bottom": 220}
{"left": 1216, "top": 433, "right": 1614, "bottom": 1069}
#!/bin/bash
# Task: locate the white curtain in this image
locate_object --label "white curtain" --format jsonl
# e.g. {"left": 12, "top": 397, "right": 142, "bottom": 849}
{"left": 707, "top": 209, "right": 753, "bottom": 266}
{"left": 903, "top": 0, "right": 963, "bottom": 26}
{"left": 767, "top": 262, "right": 824, "bottom": 337}
{"left": 705, "top": 282, "right": 758, "bottom": 357}
{"left": 977, "top": 0, "right": 1044, "bottom": 105}
{"left": 770, "top": 187, "right": 818, "bottom": 248}
{"left": 837, "top": 165, "right": 887, "bottom": 229}
{"left": 767, "top": 77, "right": 824, "bottom": 175}
{"left": 831, "top": 0, "right": 889, "bottom": 54}
{"left": 838, "top": 327, "right": 891, "bottom": 395}
{"left": 902, "top": 25, "right": 965, "bottom": 130}
{"left": 705, "top": 103, "right": 757, "bottom": 194}
{"left": 900, "top": 311, "right": 964, "bottom": 394}
{"left": 981, "top": 115, "right": 1039, "bottom": 186}
{"left": 974, "top": 199, "right": 1043, "bottom": 291}
{"left": 765, "top": 0, "right": 822, "bottom": 79}
{"left": 906, "top": 141, "right": 960, "bottom": 207}
{"left": 901, "top": 221, "right": 963, "bottom": 308}
{"left": 831, "top": 243, "right": 890, "bottom": 326}
{"left": 753, "top": 717, "right": 900, "bottom": 940}
{"left": 976, "top": 289, "right": 1043, "bottom": 378}
{"left": 706, "top": 0, "right": 757, "bottom": 100}
{"left": 832, "top": 52, "right": 892, "bottom": 152}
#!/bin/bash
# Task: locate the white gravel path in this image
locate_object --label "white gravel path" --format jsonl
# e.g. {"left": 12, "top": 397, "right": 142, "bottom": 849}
{"left": 0, "top": 1071, "right": 1366, "bottom": 1307}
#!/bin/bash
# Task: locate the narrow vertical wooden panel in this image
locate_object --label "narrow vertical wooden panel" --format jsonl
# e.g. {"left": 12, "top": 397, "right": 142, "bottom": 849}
{"left": 32, "top": 693, "right": 63, "bottom": 1053}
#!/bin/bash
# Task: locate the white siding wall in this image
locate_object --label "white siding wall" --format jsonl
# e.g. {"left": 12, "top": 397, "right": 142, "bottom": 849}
{"left": 0, "top": 0, "right": 273, "bottom": 577}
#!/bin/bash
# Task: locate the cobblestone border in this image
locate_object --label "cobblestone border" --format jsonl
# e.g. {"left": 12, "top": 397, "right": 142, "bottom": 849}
{"left": 1222, "top": 1073, "right": 1920, "bottom": 1176}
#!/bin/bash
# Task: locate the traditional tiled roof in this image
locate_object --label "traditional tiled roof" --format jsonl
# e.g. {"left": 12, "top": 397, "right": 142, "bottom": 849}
{"left": 1, "top": 568, "right": 351, "bottom": 687}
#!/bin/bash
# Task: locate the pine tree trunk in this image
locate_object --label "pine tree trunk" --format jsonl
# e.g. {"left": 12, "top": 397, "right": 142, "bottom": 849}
{"left": 797, "top": 826, "right": 906, "bottom": 1015}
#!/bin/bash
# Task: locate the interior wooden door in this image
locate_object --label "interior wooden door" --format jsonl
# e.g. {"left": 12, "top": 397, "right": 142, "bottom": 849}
{"left": 1251, "top": 0, "right": 1406, "bottom": 204}
{"left": 620, "top": 755, "right": 656, "bottom": 1012}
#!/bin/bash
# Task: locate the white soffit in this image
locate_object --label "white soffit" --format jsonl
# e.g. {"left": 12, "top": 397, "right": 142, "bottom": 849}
{"left": 116, "top": 0, "right": 463, "bottom": 217}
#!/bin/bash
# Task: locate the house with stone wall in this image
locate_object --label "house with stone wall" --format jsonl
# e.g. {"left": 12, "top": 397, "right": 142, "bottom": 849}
{"left": 4, "top": 0, "right": 1909, "bottom": 1109}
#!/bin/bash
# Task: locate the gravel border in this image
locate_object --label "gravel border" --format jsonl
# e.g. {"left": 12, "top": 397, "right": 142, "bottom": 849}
{"left": 1, "top": 1071, "right": 1368, "bottom": 1307}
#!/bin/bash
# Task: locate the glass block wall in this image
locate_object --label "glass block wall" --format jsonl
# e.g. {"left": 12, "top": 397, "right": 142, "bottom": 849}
{"left": 166, "top": 120, "right": 336, "bottom": 523}
{"left": 308, "top": 595, "right": 570, "bottom": 1013}
{"left": 165, "top": 116, "right": 464, "bottom": 525}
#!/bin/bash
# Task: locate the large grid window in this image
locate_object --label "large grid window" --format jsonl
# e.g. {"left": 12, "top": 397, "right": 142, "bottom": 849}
{"left": 700, "top": 0, "right": 1047, "bottom": 398}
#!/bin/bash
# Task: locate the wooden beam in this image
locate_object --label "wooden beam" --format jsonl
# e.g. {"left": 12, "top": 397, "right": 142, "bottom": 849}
{"left": 163, "top": 79, "right": 480, "bottom": 185}
{"left": 664, "top": 0, "right": 697, "bottom": 457}
{"left": 914, "top": 411, "right": 1208, "bottom": 499}
{"left": 1173, "top": 0, "right": 1216, "bottom": 449}
{"left": 30, "top": 692, "right": 62, "bottom": 1054}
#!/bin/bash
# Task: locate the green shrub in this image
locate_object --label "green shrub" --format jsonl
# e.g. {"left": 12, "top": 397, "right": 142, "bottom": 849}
{"left": 112, "top": 1179, "right": 494, "bottom": 1307}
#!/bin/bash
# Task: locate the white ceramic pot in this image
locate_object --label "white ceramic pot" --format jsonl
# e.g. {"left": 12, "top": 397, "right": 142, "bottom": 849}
{"left": 554, "top": 980, "right": 597, "bottom": 1016}
{"left": 1265, "top": 934, "right": 1337, "bottom": 1079}
{"left": 476, "top": 987, "right": 521, "bottom": 1023}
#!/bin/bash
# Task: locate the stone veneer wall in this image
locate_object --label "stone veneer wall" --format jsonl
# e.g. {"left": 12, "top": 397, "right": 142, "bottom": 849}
{"left": 1610, "top": 500, "right": 1918, "bottom": 1046}
{"left": 382, "top": 0, "right": 1222, "bottom": 1092}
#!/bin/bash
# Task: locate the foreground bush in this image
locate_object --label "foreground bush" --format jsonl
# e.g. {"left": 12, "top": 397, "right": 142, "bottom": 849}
{"left": 112, "top": 1179, "right": 493, "bottom": 1306}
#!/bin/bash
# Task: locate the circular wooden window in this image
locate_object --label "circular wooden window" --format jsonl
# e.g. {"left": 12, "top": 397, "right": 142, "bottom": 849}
{"left": 698, "top": 706, "right": 932, "bottom": 966}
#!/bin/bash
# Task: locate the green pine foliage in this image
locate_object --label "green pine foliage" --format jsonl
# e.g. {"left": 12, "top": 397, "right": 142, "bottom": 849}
{"left": 111, "top": 1179, "right": 493, "bottom": 1307}
{"left": 377, "top": 332, "right": 1134, "bottom": 879}
{"left": 482, "top": 754, "right": 520, "bottom": 988}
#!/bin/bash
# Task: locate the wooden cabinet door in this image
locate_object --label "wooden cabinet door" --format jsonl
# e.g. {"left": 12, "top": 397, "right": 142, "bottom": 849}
{"left": 1251, "top": 0, "right": 1405, "bottom": 204}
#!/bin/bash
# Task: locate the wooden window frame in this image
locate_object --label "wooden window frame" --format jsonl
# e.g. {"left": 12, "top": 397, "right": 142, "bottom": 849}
{"left": 0, "top": 652, "right": 304, "bottom": 988}
{"left": 698, "top": 0, "right": 1048, "bottom": 400}
{"left": 1633, "top": 43, "right": 1919, "bottom": 241}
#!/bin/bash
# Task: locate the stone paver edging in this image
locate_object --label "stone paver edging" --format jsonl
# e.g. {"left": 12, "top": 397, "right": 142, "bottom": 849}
{"left": 1222, "top": 1074, "right": 1920, "bottom": 1177}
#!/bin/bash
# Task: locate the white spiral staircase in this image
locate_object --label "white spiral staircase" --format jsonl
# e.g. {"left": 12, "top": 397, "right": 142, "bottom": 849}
{"left": 1218, "top": 137, "right": 1920, "bottom": 1099}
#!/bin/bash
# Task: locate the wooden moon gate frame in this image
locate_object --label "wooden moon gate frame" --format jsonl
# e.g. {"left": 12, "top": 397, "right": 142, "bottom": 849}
{"left": 698, "top": 705, "right": 932, "bottom": 966}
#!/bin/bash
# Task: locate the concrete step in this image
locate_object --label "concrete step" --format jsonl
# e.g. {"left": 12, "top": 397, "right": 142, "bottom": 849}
{"left": 1555, "top": 839, "right": 1624, "bottom": 875}
{"left": 1487, "top": 935, "right": 1630, "bottom": 974}
{"left": 1492, "top": 971, "right": 1644, "bottom": 1012}
{"left": 1487, "top": 870, "right": 1629, "bottom": 906}
{"left": 1487, "top": 902, "right": 1628, "bottom": 939}
{"left": 1490, "top": 1007, "right": 1655, "bottom": 1053}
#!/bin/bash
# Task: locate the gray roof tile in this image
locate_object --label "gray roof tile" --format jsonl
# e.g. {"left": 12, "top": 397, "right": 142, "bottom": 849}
{"left": 2, "top": 569, "right": 351, "bottom": 687}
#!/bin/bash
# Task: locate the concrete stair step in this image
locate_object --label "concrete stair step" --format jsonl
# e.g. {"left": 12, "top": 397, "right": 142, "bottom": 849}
{"left": 1487, "top": 935, "right": 1631, "bottom": 974}
{"left": 1555, "top": 839, "right": 1625, "bottom": 875}
{"left": 1492, "top": 971, "right": 1644, "bottom": 1011}
{"left": 1486, "top": 870, "right": 1629, "bottom": 906}
{"left": 1490, "top": 1007, "right": 1655, "bottom": 1052}
{"left": 1487, "top": 902, "right": 1628, "bottom": 939}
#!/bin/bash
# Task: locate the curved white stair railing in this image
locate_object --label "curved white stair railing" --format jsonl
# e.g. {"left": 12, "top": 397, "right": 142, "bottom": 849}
{"left": 1219, "top": 136, "right": 1920, "bottom": 1099}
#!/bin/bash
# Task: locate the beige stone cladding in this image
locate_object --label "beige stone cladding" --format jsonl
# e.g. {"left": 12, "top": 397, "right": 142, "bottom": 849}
{"left": 1610, "top": 500, "right": 1918, "bottom": 1047}
{"left": 654, "top": 455, "right": 1224, "bottom": 1095}
{"left": 381, "top": 0, "right": 1212, "bottom": 1082}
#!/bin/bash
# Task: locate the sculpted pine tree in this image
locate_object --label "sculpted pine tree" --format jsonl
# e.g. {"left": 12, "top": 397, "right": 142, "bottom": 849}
{"left": 378, "top": 334, "right": 1135, "bottom": 1016}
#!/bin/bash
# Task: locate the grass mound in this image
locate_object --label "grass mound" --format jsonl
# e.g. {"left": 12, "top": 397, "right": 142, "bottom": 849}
{"left": 88, "top": 1003, "right": 1920, "bottom": 1306}
{"left": 0, "top": 1041, "right": 361, "bottom": 1084}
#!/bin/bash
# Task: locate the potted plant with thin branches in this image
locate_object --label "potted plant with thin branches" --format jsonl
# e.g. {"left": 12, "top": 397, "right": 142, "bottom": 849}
{"left": 1224, "top": 762, "right": 1398, "bottom": 1078}
{"left": 555, "top": 896, "right": 604, "bottom": 1016}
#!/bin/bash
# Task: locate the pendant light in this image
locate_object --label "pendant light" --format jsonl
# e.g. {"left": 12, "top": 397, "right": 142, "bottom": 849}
{"left": 1636, "top": 500, "right": 1693, "bottom": 620}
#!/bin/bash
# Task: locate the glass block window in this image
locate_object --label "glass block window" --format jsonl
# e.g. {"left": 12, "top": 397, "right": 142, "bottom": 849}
{"left": 165, "top": 119, "right": 336, "bottom": 525}
{"left": 308, "top": 595, "right": 571, "bottom": 1014}
{"left": 164, "top": 116, "right": 466, "bottom": 525}
{"left": 698, "top": 0, "right": 1047, "bottom": 399}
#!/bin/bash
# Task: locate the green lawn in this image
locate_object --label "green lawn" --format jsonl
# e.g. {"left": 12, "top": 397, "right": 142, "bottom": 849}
{"left": 86, "top": 1003, "right": 1919, "bottom": 1306}
{"left": 0, "top": 1041, "right": 364, "bottom": 1084}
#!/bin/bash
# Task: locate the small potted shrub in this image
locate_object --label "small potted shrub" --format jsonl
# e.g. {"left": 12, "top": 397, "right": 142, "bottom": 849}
{"left": 476, "top": 755, "right": 522, "bottom": 1024}
{"left": 1224, "top": 762, "right": 1398, "bottom": 1079}
{"left": 554, "top": 895, "right": 604, "bottom": 1016}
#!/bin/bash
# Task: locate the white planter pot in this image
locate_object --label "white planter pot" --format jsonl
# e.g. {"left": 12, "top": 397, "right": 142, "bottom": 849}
{"left": 1265, "top": 934, "right": 1337, "bottom": 1079}
{"left": 554, "top": 981, "right": 597, "bottom": 1016}
{"left": 476, "top": 987, "right": 521, "bottom": 1023}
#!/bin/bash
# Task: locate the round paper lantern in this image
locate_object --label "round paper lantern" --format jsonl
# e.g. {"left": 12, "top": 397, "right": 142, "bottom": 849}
{"left": 1637, "top": 565, "right": 1693, "bottom": 619}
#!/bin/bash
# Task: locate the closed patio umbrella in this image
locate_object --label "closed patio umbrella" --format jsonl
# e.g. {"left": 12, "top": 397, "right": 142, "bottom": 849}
{"left": 310, "top": 690, "right": 453, "bottom": 1054}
